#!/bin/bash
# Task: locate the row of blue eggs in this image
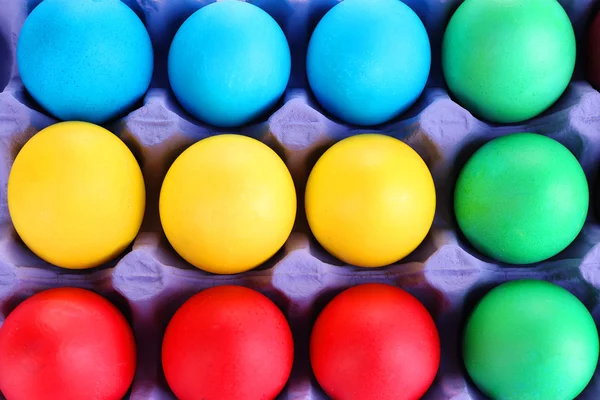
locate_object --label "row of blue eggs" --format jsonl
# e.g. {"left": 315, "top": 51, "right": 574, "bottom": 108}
{"left": 18, "top": 0, "right": 577, "bottom": 128}
{"left": 17, "top": 0, "right": 429, "bottom": 127}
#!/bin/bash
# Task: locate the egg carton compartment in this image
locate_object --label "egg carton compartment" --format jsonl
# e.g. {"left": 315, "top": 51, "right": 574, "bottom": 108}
{"left": 2, "top": 0, "right": 600, "bottom": 399}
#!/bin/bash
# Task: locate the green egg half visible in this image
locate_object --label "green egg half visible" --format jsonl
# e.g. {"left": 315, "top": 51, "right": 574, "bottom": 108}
{"left": 464, "top": 280, "right": 599, "bottom": 400}
{"left": 443, "top": 0, "right": 575, "bottom": 123}
{"left": 454, "top": 133, "right": 588, "bottom": 264}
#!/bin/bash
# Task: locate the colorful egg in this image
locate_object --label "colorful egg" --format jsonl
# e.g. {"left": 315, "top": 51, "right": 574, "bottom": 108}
{"left": 162, "top": 286, "right": 294, "bottom": 400}
{"left": 443, "top": 0, "right": 575, "bottom": 123}
{"left": 307, "top": 0, "right": 430, "bottom": 125}
{"left": 454, "top": 133, "right": 588, "bottom": 264}
{"left": 310, "top": 284, "right": 440, "bottom": 400}
{"left": 159, "top": 134, "right": 296, "bottom": 274}
{"left": 8, "top": 122, "right": 145, "bottom": 269}
{"left": 305, "top": 134, "right": 435, "bottom": 267}
{"left": 17, "top": 0, "right": 153, "bottom": 123}
{"left": 0, "top": 288, "right": 136, "bottom": 400}
{"left": 168, "top": 1, "right": 290, "bottom": 127}
{"left": 464, "top": 280, "right": 599, "bottom": 400}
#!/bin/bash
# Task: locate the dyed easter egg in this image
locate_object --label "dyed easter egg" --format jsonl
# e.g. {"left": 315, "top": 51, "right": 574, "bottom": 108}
{"left": 8, "top": 122, "right": 145, "bottom": 269}
{"left": 454, "top": 133, "right": 588, "bottom": 264}
{"left": 17, "top": 0, "right": 153, "bottom": 124}
{"left": 310, "top": 284, "right": 440, "bottom": 400}
{"left": 0, "top": 288, "right": 136, "bottom": 400}
{"left": 162, "top": 286, "right": 294, "bottom": 400}
{"left": 307, "top": 0, "right": 430, "bottom": 125}
{"left": 464, "top": 280, "right": 599, "bottom": 400}
{"left": 443, "top": 0, "right": 575, "bottom": 123}
{"left": 305, "top": 134, "right": 435, "bottom": 267}
{"left": 159, "top": 134, "right": 296, "bottom": 274}
{"left": 168, "top": 1, "right": 290, "bottom": 127}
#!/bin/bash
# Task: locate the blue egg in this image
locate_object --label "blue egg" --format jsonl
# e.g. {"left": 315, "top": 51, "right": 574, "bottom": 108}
{"left": 307, "top": 0, "right": 430, "bottom": 126}
{"left": 17, "top": 0, "right": 153, "bottom": 124}
{"left": 168, "top": 1, "right": 291, "bottom": 128}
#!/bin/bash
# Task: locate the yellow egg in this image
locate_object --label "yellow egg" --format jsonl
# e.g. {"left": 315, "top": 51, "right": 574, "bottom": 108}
{"left": 159, "top": 134, "right": 296, "bottom": 274}
{"left": 8, "top": 121, "right": 145, "bottom": 269}
{"left": 305, "top": 134, "right": 435, "bottom": 267}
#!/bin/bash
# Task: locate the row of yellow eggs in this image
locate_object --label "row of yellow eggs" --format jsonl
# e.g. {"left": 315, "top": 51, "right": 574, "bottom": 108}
{"left": 7, "top": 122, "right": 435, "bottom": 273}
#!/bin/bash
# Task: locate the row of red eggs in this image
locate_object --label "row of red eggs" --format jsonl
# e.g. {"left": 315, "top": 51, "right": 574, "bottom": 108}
{"left": 15, "top": 0, "right": 600, "bottom": 128}
{"left": 0, "top": 279, "right": 595, "bottom": 400}
{"left": 8, "top": 121, "right": 588, "bottom": 272}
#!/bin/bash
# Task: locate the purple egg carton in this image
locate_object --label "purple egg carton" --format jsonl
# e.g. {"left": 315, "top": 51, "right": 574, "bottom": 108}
{"left": 2, "top": 0, "right": 600, "bottom": 399}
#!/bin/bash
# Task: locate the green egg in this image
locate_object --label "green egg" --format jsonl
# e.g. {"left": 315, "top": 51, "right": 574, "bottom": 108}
{"left": 454, "top": 133, "right": 588, "bottom": 264}
{"left": 442, "top": 0, "right": 575, "bottom": 123}
{"left": 464, "top": 280, "right": 599, "bottom": 400}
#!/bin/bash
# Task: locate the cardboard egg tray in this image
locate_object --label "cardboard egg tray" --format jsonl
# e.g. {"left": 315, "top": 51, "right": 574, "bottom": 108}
{"left": 2, "top": 0, "right": 600, "bottom": 399}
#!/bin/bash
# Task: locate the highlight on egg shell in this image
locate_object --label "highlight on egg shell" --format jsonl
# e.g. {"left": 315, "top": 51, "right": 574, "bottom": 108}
{"left": 159, "top": 134, "right": 296, "bottom": 274}
{"left": 8, "top": 121, "right": 146, "bottom": 269}
{"left": 305, "top": 134, "right": 435, "bottom": 267}
{"left": 17, "top": 0, "right": 153, "bottom": 124}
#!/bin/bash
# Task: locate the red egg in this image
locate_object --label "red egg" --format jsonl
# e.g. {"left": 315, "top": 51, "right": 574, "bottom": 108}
{"left": 310, "top": 283, "right": 440, "bottom": 400}
{"left": 162, "top": 285, "right": 294, "bottom": 400}
{"left": 588, "top": 10, "right": 600, "bottom": 89}
{"left": 0, "top": 288, "right": 136, "bottom": 400}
